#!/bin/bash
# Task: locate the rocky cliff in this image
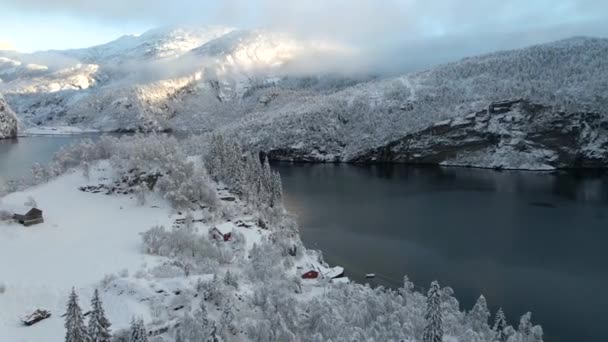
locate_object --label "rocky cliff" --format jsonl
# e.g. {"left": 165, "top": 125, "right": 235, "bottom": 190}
{"left": 350, "top": 99, "right": 608, "bottom": 170}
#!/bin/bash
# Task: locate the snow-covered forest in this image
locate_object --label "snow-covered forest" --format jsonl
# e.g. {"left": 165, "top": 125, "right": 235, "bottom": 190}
{"left": 1, "top": 134, "right": 544, "bottom": 341}
{"left": 0, "top": 94, "right": 18, "bottom": 139}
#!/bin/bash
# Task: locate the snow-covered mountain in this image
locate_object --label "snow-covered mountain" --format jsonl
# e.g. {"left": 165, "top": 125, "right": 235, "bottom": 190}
{"left": 0, "top": 26, "right": 355, "bottom": 131}
{"left": 223, "top": 36, "right": 608, "bottom": 169}
{"left": 0, "top": 94, "right": 18, "bottom": 139}
{"left": 1, "top": 30, "right": 607, "bottom": 169}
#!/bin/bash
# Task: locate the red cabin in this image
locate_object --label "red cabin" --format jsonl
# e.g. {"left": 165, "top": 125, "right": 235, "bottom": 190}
{"left": 210, "top": 223, "right": 233, "bottom": 242}
{"left": 301, "top": 270, "right": 319, "bottom": 279}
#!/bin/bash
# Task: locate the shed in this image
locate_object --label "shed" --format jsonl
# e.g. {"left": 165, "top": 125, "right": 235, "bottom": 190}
{"left": 210, "top": 222, "right": 233, "bottom": 241}
{"left": 301, "top": 270, "right": 319, "bottom": 279}
{"left": 13, "top": 208, "right": 44, "bottom": 227}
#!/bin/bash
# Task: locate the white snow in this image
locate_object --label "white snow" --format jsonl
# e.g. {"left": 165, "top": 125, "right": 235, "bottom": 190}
{"left": 324, "top": 266, "right": 345, "bottom": 279}
{"left": 21, "top": 126, "right": 100, "bottom": 136}
{"left": 213, "top": 222, "right": 235, "bottom": 236}
{"left": 0, "top": 164, "right": 172, "bottom": 341}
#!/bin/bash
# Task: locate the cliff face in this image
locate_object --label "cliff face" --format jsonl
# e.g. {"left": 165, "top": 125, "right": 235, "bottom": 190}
{"left": 0, "top": 95, "right": 18, "bottom": 139}
{"left": 349, "top": 99, "right": 608, "bottom": 170}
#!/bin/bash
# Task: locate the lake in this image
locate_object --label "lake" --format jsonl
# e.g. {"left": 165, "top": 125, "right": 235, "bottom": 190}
{"left": 3, "top": 136, "right": 608, "bottom": 342}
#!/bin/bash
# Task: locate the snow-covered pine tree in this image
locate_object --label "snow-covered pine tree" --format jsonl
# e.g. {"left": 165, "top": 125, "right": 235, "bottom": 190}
{"left": 196, "top": 299, "right": 210, "bottom": 330}
{"left": 271, "top": 312, "right": 296, "bottom": 341}
{"left": 177, "top": 311, "right": 206, "bottom": 342}
{"left": 129, "top": 317, "right": 149, "bottom": 342}
{"left": 65, "top": 288, "right": 89, "bottom": 342}
{"left": 219, "top": 301, "right": 237, "bottom": 338}
{"left": 492, "top": 307, "right": 508, "bottom": 342}
{"left": 205, "top": 134, "right": 225, "bottom": 181}
{"left": 518, "top": 312, "right": 532, "bottom": 338}
{"left": 467, "top": 295, "right": 491, "bottom": 338}
{"left": 423, "top": 281, "right": 443, "bottom": 342}
{"left": 208, "top": 322, "right": 223, "bottom": 342}
{"left": 223, "top": 270, "right": 238, "bottom": 289}
{"left": 270, "top": 170, "right": 283, "bottom": 208}
{"left": 88, "top": 289, "right": 112, "bottom": 342}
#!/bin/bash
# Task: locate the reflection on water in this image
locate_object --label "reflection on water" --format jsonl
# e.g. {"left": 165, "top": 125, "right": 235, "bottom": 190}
{"left": 275, "top": 163, "right": 608, "bottom": 342}
{"left": 0, "top": 135, "right": 102, "bottom": 182}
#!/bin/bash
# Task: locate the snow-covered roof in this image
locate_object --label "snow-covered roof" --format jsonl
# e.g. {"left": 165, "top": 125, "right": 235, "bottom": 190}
{"left": 324, "top": 266, "right": 344, "bottom": 279}
{"left": 331, "top": 277, "right": 350, "bottom": 284}
{"left": 213, "top": 222, "right": 235, "bottom": 235}
{"left": 0, "top": 203, "right": 31, "bottom": 215}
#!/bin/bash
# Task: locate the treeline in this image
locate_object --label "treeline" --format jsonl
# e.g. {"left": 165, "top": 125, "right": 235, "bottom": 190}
{"left": 205, "top": 133, "right": 283, "bottom": 209}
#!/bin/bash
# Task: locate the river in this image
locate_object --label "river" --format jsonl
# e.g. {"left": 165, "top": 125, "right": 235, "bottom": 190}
{"left": 3, "top": 136, "right": 608, "bottom": 342}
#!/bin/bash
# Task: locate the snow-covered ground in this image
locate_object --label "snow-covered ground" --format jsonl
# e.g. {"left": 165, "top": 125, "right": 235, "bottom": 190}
{"left": 20, "top": 126, "right": 100, "bottom": 136}
{"left": 0, "top": 164, "right": 169, "bottom": 340}
{"left": 0, "top": 161, "right": 329, "bottom": 341}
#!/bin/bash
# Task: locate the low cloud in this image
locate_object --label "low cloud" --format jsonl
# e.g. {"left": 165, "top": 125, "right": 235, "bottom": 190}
{"left": 1, "top": 0, "right": 607, "bottom": 73}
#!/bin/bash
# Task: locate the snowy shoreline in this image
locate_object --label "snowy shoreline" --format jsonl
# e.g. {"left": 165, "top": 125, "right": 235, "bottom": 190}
{"left": 0, "top": 134, "right": 544, "bottom": 342}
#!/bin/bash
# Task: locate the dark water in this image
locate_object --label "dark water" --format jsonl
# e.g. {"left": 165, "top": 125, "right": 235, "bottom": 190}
{"left": 276, "top": 163, "right": 608, "bottom": 342}
{"left": 3, "top": 137, "right": 608, "bottom": 341}
{"left": 0, "top": 135, "right": 102, "bottom": 181}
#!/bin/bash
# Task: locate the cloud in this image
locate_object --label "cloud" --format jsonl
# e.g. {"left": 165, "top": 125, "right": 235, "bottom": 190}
{"left": 1, "top": 0, "right": 607, "bottom": 73}
{"left": 2, "top": 0, "right": 607, "bottom": 42}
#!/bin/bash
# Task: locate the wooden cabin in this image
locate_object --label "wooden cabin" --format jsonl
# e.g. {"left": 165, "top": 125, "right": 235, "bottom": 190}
{"left": 210, "top": 223, "right": 233, "bottom": 242}
{"left": 13, "top": 208, "right": 44, "bottom": 227}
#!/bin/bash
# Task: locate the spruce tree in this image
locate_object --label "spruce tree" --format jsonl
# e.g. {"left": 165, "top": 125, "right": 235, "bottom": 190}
{"left": 208, "top": 322, "right": 223, "bottom": 342}
{"left": 65, "top": 288, "right": 89, "bottom": 342}
{"left": 492, "top": 308, "right": 508, "bottom": 342}
{"left": 88, "top": 289, "right": 111, "bottom": 342}
{"left": 129, "top": 317, "right": 149, "bottom": 342}
{"left": 423, "top": 281, "right": 443, "bottom": 342}
{"left": 468, "top": 295, "right": 491, "bottom": 337}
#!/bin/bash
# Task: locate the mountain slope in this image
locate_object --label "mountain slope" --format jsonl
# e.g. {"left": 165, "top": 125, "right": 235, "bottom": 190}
{"left": 220, "top": 37, "right": 608, "bottom": 168}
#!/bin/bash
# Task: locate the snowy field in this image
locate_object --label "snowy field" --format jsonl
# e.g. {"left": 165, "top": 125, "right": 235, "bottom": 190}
{"left": 0, "top": 165, "right": 171, "bottom": 341}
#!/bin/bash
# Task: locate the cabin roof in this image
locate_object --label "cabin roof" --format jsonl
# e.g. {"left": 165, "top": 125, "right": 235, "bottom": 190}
{"left": 324, "top": 266, "right": 344, "bottom": 279}
{"left": 213, "top": 222, "right": 235, "bottom": 235}
{"left": 26, "top": 208, "right": 43, "bottom": 216}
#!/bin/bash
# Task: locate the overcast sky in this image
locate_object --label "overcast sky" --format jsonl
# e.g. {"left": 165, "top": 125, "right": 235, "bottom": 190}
{"left": 0, "top": 0, "right": 607, "bottom": 68}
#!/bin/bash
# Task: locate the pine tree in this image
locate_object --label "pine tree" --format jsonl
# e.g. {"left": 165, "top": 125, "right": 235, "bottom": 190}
{"left": 270, "top": 171, "right": 283, "bottom": 207}
{"left": 88, "top": 289, "right": 112, "bottom": 342}
{"left": 65, "top": 288, "right": 90, "bottom": 342}
{"left": 468, "top": 295, "right": 491, "bottom": 337}
{"left": 208, "top": 322, "right": 223, "bottom": 342}
{"left": 423, "top": 281, "right": 443, "bottom": 342}
{"left": 223, "top": 270, "right": 238, "bottom": 289}
{"left": 129, "top": 317, "right": 149, "bottom": 342}
{"left": 492, "top": 308, "right": 508, "bottom": 342}
{"left": 196, "top": 299, "right": 211, "bottom": 331}
{"left": 219, "top": 301, "right": 236, "bottom": 339}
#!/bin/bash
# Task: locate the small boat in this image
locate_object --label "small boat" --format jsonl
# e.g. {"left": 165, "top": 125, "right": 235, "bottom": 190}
{"left": 365, "top": 273, "right": 376, "bottom": 279}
